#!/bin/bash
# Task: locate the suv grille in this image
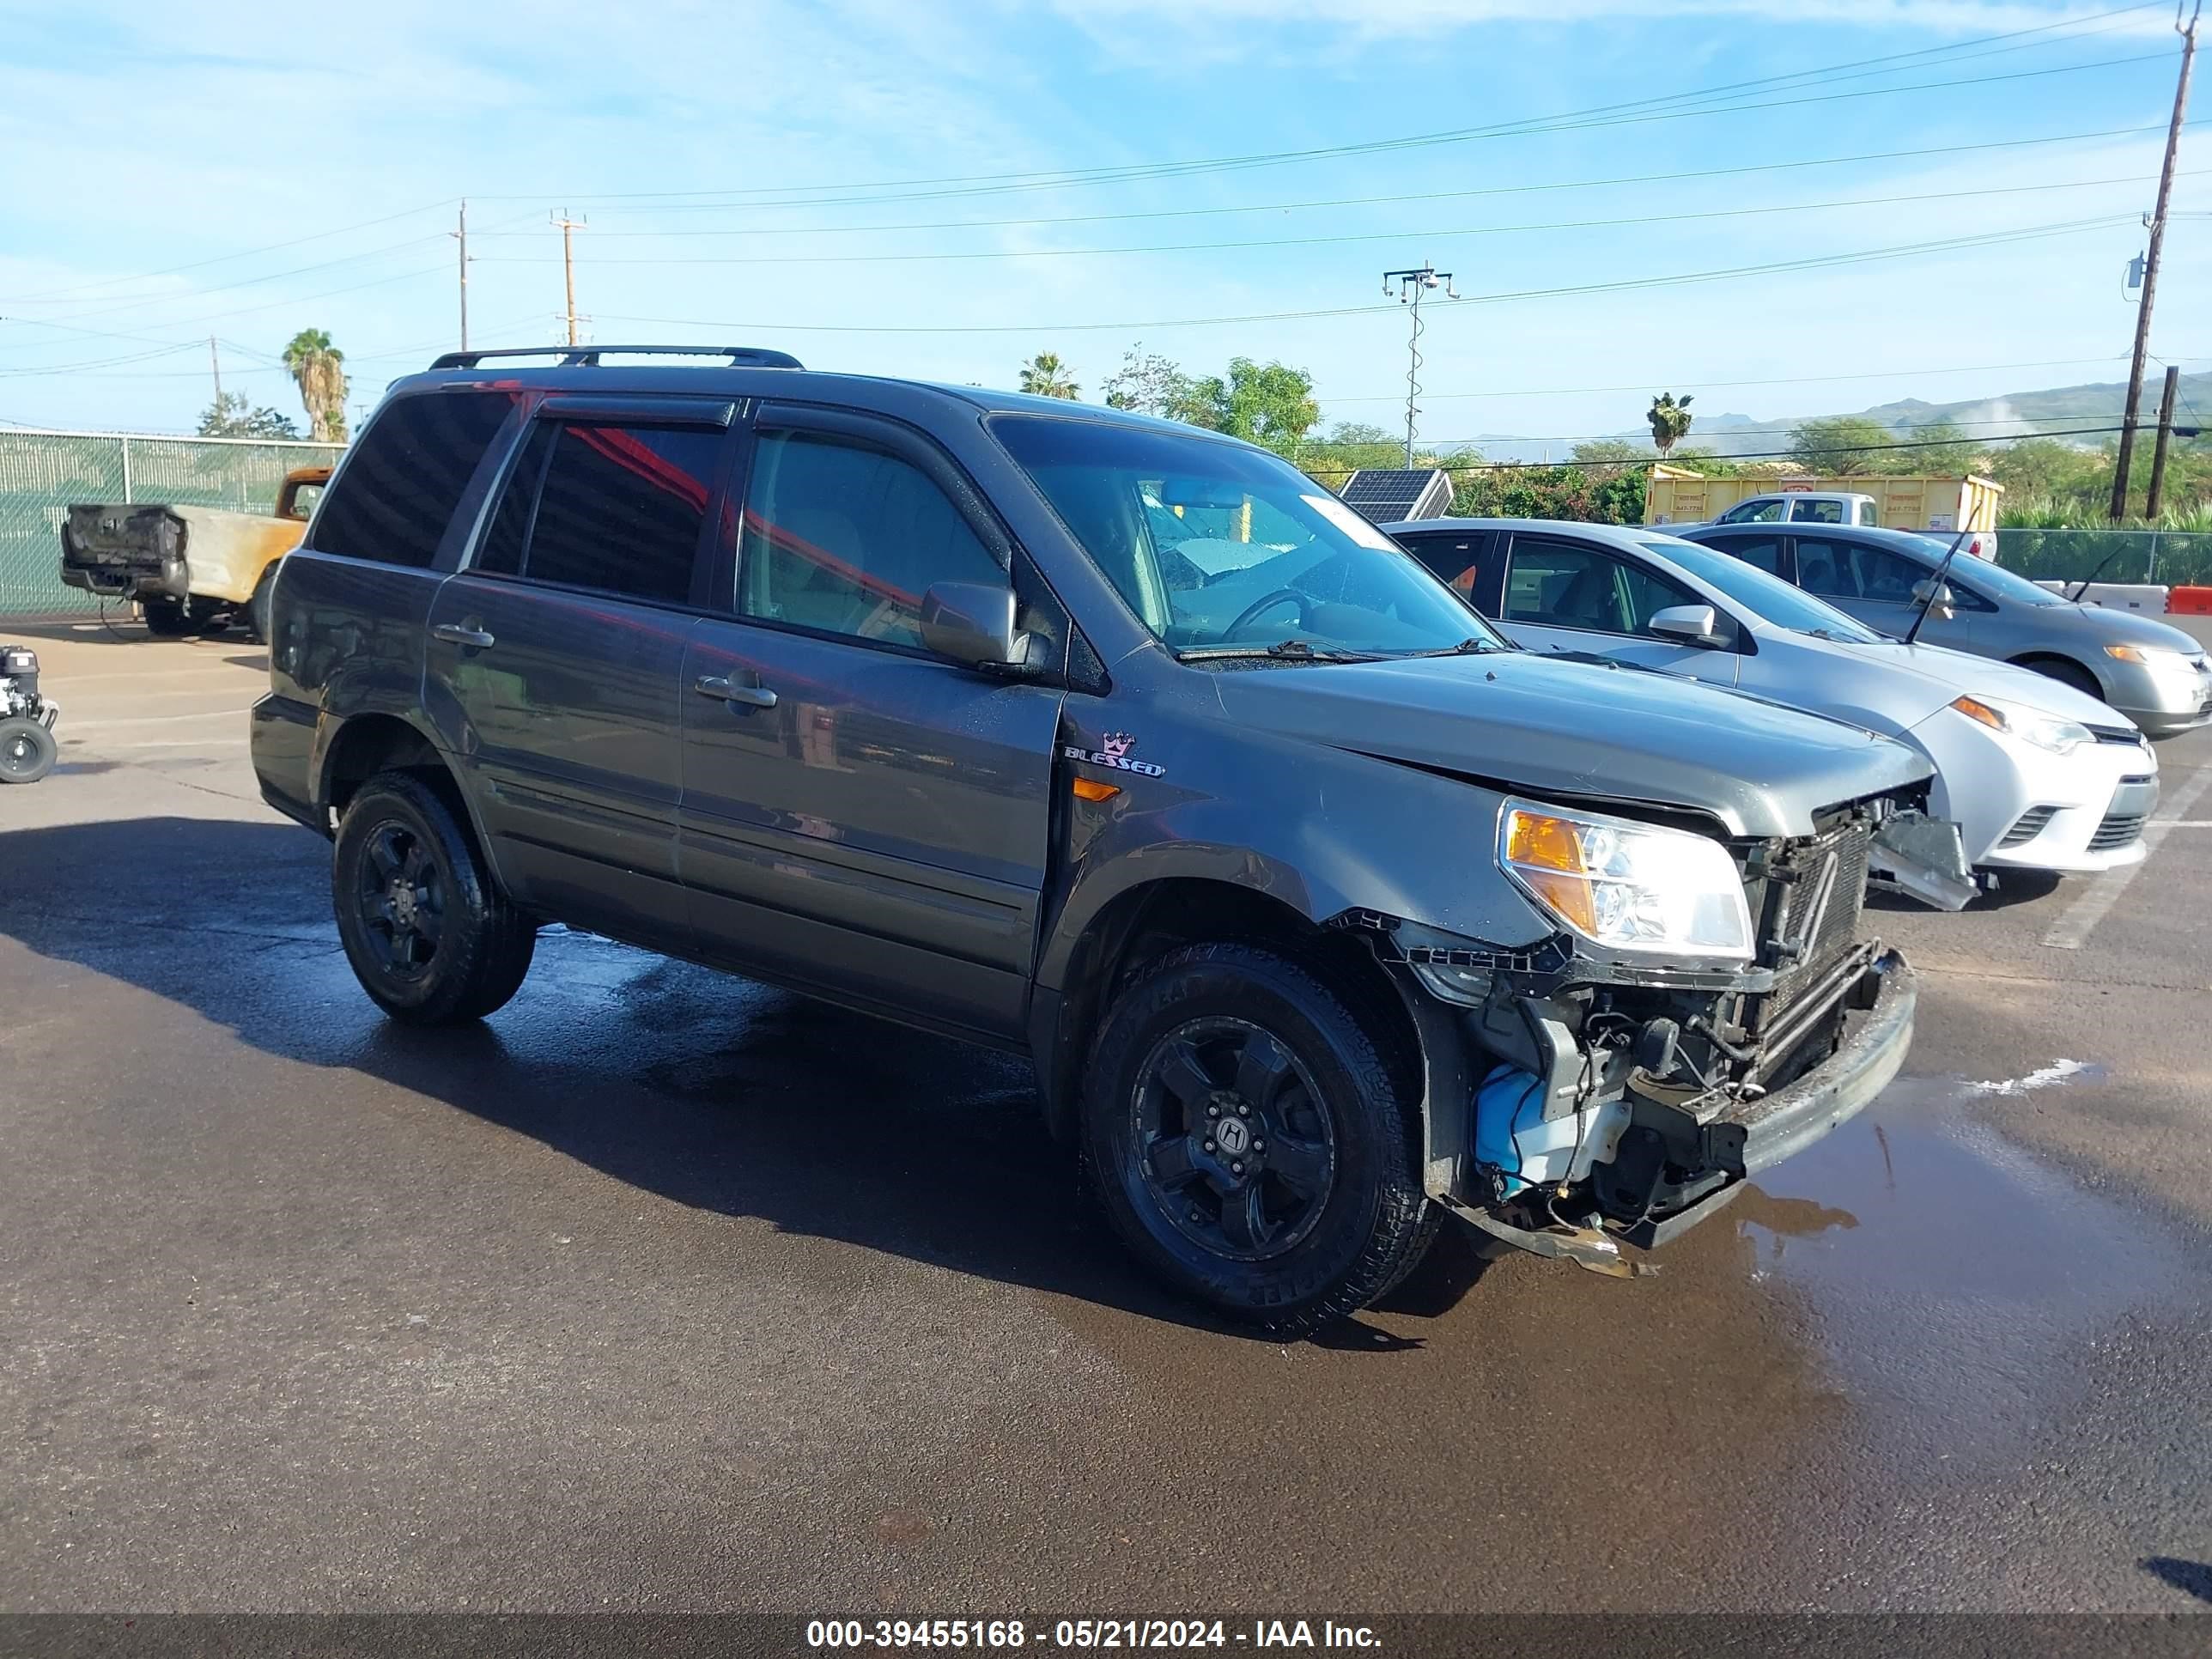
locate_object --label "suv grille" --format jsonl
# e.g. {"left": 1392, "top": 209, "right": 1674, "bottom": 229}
{"left": 1998, "top": 805, "right": 2057, "bottom": 848}
{"left": 1754, "top": 818, "right": 1871, "bottom": 1028}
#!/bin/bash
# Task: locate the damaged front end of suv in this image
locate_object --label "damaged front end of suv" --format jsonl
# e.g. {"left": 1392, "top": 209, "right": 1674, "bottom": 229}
{"left": 1350, "top": 786, "right": 1933, "bottom": 1276}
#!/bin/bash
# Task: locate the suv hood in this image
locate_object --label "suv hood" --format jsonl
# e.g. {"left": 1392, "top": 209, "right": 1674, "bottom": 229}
{"left": 1209, "top": 649, "right": 1931, "bottom": 838}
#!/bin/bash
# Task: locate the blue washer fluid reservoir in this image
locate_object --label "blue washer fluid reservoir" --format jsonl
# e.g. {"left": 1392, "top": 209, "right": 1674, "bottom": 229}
{"left": 1474, "top": 1063, "right": 1629, "bottom": 1198}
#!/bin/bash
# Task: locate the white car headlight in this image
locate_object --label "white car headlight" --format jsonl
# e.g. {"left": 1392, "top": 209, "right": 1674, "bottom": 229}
{"left": 1950, "top": 694, "right": 2091, "bottom": 756}
{"left": 1497, "top": 799, "right": 1753, "bottom": 961}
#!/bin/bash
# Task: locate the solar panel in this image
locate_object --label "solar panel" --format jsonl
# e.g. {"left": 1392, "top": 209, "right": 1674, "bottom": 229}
{"left": 1339, "top": 469, "right": 1454, "bottom": 525}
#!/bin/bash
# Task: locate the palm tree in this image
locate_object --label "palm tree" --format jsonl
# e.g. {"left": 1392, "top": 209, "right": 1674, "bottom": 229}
{"left": 1018, "top": 351, "right": 1079, "bottom": 400}
{"left": 284, "top": 329, "right": 350, "bottom": 442}
{"left": 1646, "top": 392, "right": 1694, "bottom": 459}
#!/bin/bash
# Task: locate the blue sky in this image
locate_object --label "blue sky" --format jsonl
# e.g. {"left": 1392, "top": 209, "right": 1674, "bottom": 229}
{"left": 0, "top": 0, "right": 2204, "bottom": 452}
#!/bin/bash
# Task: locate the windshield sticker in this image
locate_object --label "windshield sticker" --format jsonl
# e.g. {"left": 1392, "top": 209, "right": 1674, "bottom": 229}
{"left": 1065, "top": 732, "right": 1165, "bottom": 778}
{"left": 1302, "top": 493, "right": 1401, "bottom": 551}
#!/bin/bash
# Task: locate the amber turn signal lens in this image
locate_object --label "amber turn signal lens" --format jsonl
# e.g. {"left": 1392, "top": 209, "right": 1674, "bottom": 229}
{"left": 1504, "top": 810, "right": 1585, "bottom": 874}
{"left": 1950, "top": 695, "right": 2002, "bottom": 732}
{"left": 1071, "top": 777, "right": 1120, "bottom": 803}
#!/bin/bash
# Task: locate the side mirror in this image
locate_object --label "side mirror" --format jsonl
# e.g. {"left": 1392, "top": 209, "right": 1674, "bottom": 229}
{"left": 1648, "top": 604, "right": 1729, "bottom": 648}
{"left": 1911, "top": 580, "right": 1956, "bottom": 622}
{"left": 920, "top": 580, "right": 1032, "bottom": 671}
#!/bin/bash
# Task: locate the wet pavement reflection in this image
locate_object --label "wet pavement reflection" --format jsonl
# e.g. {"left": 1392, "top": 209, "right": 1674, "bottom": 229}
{"left": 4, "top": 811, "right": 2211, "bottom": 1611}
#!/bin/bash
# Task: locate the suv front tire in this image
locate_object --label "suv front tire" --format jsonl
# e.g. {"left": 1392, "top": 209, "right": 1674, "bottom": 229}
{"left": 332, "top": 769, "right": 536, "bottom": 1024}
{"left": 1081, "top": 943, "right": 1433, "bottom": 1338}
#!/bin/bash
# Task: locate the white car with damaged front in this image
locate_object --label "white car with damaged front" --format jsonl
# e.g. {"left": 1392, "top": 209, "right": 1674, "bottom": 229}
{"left": 1382, "top": 518, "right": 2158, "bottom": 901}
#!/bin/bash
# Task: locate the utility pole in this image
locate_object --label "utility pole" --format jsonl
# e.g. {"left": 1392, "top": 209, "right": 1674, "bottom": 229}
{"left": 208, "top": 336, "right": 222, "bottom": 405}
{"left": 2146, "top": 364, "right": 2183, "bottom": 518}
{"left": 551, "top": 209, "right": 586, "bottom": 347}
{"left": 452, "top": 200, "right": 470, "bottom": 351}
{"left": 1382, "top": 262, "right": 1457, "bottom": 469}
{"left": 2110, "top": 1, "right": 2199, "bottom": 520}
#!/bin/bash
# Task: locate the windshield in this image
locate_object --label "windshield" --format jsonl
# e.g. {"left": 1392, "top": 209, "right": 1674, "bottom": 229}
{"left": 992, "top": 415, "right": 1504, "bottom": 658}
{"left": 1903, "top": 535, "right": 2064, "bottom": 606}
{"left": 1638, "top": 535, "right": 1883, "bottom": 642}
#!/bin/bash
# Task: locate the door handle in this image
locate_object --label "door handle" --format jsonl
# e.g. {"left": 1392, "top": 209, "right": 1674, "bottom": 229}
{"left": 433, "top": 622, "right": 495, "bottom": 649}
{"left": 695, "top": 672, "right": 777, "bottom": 710}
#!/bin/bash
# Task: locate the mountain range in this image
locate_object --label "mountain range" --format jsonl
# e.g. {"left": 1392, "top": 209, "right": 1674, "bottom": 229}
{"left": 1462, "top": 369, "right": 2212, "bottom": 466}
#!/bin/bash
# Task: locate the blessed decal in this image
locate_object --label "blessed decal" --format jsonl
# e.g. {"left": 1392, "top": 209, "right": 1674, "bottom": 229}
{"left": 1063, "top": 732, "right": 1165, "bottom": 777}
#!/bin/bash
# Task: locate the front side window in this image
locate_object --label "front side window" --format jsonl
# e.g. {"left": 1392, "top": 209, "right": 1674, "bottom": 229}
{"left": 993, "top": 415, "right": 1499, "bottom": 658}
{"left": 1504, "top": 539, "right": 1696, "bottom": 636}
{"left": 313, "top": 390, "right": 516, "bottom": 568}
{"left": 1702, "top": 532, "right": 1784, "bottom": 575}
{"left": 1795, "top": 536, "right": 1923, "bottom": 604}
{"left": 736, "top": 428, "right": 1006, "bottom": 648}
{"left": 1399, "top": 532, "right": 1487, "bottom": 597}
{"left": 1718, "top": 498, "right": 1783, "bottom": 524}
{"left": 1903, "top": 536, "right": 2063, "bottom": 607}
{"left": 1644, "top": 535, "right": 1879, "bottom": 642}
{"left": 474, "top": 420, "right": 720, "bottom": 604}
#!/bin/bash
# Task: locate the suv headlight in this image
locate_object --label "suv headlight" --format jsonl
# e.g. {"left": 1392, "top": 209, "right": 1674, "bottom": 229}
{"left": 1950, "top": 694, "right": 2090, "bottom": 755}
{"left": 1498, "top": 799, "right": 1753, "bottom": 961}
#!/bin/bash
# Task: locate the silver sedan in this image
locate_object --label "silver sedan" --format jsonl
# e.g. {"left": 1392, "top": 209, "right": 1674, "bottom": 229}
{"left": 1672, "top": 520, "right": 2212, "bottom": 737}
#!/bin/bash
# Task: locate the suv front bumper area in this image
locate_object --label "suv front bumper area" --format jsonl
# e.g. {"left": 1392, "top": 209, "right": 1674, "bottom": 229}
{"left": 1435, "top": 949, "right": 1916, "bottom": 1274}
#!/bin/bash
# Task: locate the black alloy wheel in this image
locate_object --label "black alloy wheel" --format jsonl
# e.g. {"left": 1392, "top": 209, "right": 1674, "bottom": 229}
{"left": 1081, "top": 942, "right": 1433, "bottom": 1338}
{"left": 355, "top": 820, "right": 447, "bottom": 981}
{"left": 331, "top": 769, "right": 535, "bottom": 1024}
{"left": 1132, "top": 1016, "right": 1338, "bottom": 1261}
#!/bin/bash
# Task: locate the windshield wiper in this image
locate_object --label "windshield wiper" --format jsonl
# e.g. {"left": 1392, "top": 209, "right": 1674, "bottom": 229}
{"left": 1414, "top": 635, "right": 1512, "bottom": 656}
{"left": 1178, "top": 638, "right": 1381, "bottom": 663}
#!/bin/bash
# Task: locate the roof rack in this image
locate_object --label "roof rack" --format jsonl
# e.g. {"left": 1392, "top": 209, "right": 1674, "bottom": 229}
{"left": 428, "top": 344, "right": 804, "bottom": 371}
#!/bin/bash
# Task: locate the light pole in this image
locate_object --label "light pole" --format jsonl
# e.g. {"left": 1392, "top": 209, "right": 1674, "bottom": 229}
{"left": 1382, "top": 262, "right": 1457, "bottom": 470}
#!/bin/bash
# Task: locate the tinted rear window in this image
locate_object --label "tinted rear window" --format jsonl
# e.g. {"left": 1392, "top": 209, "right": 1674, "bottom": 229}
{"left": 524, "top": 422, "right": 721, "bottom": 604}
{"left": 313, "top": 391, "right": 516, "bottom": 568}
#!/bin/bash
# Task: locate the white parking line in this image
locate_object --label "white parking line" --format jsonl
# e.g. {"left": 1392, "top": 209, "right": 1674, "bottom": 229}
{"left": 64, "top": 708, "right": 252, "bottom": 729}
{"left": 2044, "top": 763, "right": 2212, "bottom": 950}
{"left": 79, "top": 737, "right": 252, "bottom": 750}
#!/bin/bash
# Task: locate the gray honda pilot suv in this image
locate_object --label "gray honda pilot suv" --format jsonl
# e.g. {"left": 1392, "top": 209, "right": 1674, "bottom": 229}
{"left": 252, "top": 346, "right": 1940, "bottom": 1335}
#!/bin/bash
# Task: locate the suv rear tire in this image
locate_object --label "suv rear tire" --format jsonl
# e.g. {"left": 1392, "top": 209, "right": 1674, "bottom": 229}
{"left": 332, "top": 769, "right": 535, "bottom": 1024}
{"left": 1081, "top": 943, "right": 1433, "bottom": 1338}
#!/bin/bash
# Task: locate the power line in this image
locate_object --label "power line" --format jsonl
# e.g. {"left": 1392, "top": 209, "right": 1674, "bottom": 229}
{"left": 468, "top": 172, "right": 2197, "bottom": 268}
{"left": 588, "top": 215, "right": 2132, "bottom": 337}
{"left": 468, "top": 5, "right": 2162, "bottom": 208}
{"left": 471, "top": 123, "right": 2190, "bottom": 237}
{"left": 545, "top": 52, "right": 2179, "bottom": 216}
{"left": 1315, "top": 355, "right": 2166, "bottom": 405}
{"left": 0, "top": 199, "right": 459, "bottom": 307}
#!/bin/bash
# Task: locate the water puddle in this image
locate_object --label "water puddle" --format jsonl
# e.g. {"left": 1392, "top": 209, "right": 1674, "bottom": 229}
{"left": 1732, "top": 1062, "right": 2197, "bottom": 1468}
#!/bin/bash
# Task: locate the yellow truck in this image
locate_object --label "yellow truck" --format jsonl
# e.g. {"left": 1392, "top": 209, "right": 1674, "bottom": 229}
{"left": 59, "top": 465, "right": 331, "bottom": 641}
{"left": 1644, "top": 466, "right": 2003, "bottom": 556}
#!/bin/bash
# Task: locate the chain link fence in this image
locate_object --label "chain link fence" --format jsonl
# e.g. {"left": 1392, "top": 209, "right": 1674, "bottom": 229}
{"left": 0, "top": 429, "right": 345, "bottom": 618}
{"left": 1995, "top": 529, "right": 2212, "bottom": 588}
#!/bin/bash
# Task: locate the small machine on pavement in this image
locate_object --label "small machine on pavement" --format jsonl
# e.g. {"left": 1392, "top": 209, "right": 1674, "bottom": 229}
{"left": 0, "top": 643, "right": 58, "bottom": 784}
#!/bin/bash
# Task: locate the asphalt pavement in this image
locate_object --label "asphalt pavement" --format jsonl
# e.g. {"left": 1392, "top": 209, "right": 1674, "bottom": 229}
{"left": 3, "top": 616, "right": 2210, "bottom": 1617}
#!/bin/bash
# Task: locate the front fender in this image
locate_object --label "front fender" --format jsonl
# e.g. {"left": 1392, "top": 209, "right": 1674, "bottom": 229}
{"left": 1036, "top": 734, "right": 1555, "bottom": 994}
